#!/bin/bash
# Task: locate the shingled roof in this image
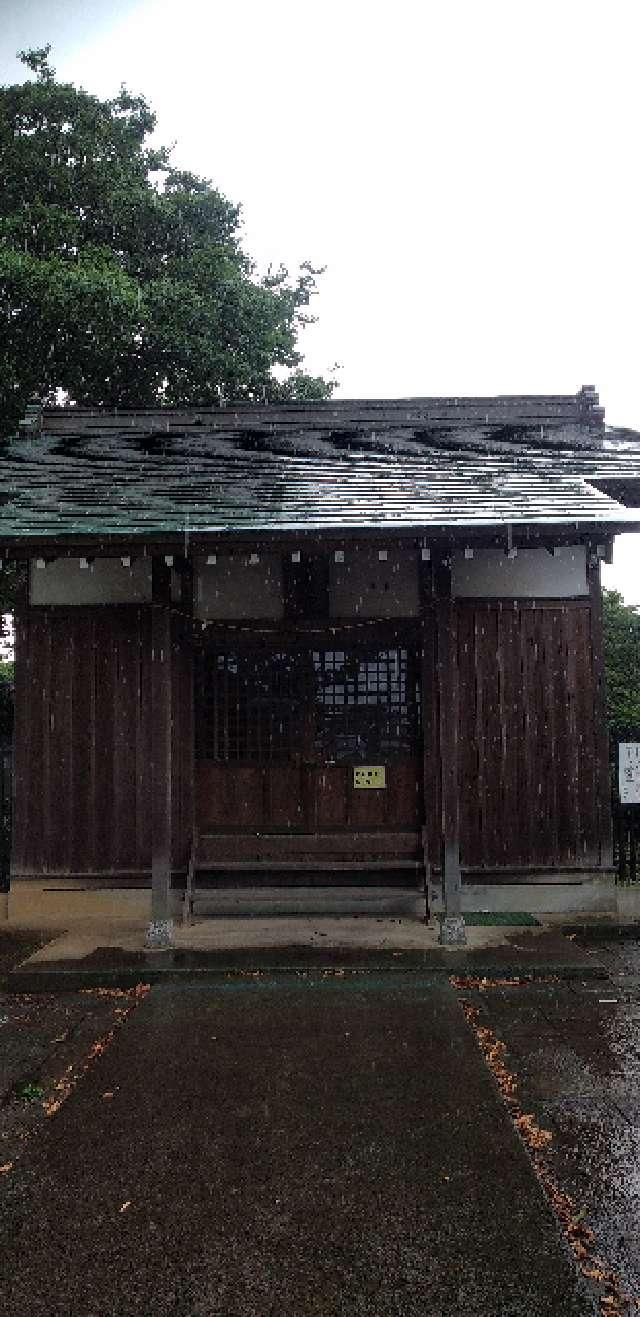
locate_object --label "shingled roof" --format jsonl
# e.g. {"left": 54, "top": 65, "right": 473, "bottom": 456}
{"left": 1, "top": 388, "right": 640, "bottom": 543}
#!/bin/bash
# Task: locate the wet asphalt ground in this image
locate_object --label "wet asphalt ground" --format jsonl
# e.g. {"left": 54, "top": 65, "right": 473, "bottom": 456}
{"left": 464, "top": 935, "right": 640, "bottom": 1312}
{"left": 0, "top": 974, "right": 594, "bottom": 1317}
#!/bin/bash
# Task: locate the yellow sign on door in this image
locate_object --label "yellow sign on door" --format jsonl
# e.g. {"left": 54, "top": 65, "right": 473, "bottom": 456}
{"left": 353, "top": 766, "right": 386, "bottom": 789}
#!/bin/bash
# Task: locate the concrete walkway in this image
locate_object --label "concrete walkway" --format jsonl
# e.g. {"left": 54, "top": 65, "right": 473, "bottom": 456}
{"left": 1, "top": 977, "right": 594, "bottom": 1316}
{"left": 9, "top": 917, "right": 610, "bottom": 990}
{"left": 4, "top": 880, "right": 614, "bottom": 987}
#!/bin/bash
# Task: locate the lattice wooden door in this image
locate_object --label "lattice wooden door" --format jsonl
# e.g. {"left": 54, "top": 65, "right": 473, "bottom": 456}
{"left": 195, "top": 641, "right": 422, "bottom": 836}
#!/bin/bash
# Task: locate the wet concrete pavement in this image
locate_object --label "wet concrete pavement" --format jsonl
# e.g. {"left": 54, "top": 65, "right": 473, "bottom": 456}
{"left": 0, "top": 975, "right": 593, "bottom": 1317}
{"left": 461, "top": 937, "right": 640, "bottom": 1313}
{"left": 9, "top": 924, "right": 609, "bottom": 991}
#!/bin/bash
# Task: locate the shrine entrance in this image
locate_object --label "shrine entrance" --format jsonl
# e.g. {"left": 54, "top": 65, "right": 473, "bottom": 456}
{"left": 194, "top": 632, "right": 423, "bottom": 870}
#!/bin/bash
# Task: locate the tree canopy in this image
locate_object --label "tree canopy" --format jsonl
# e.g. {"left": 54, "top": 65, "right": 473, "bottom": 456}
{"left": 602, "top": 588, "right": 640, "bottom": 744}
{"left": 0, "top": 46, "right": 332, "bottom": 436}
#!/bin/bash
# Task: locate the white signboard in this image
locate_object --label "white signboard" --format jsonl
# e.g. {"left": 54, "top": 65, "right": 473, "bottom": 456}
{"left": 619, "top": 743, "right": 640, "bottom": 804}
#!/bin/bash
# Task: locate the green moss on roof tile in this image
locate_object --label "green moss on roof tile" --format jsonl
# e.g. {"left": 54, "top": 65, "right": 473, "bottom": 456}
{"left": 0, "top": 392, "right": 638, "bottom": 540}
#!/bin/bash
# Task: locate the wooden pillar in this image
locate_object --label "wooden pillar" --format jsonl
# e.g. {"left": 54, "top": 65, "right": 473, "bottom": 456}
{"left": 588, "top": 552, "right": 614, "bottom": 870}
{"left": 419, "top": 554, "right": 438, "bottom": 918}
{"left": 434, "top": 556, "right": 466, "bottom": 944}
{"left": 147, "top": 557, "right": 174, "bottom": 947}
{"left": 179, "top": 556, "right": 196, "bottom": 879}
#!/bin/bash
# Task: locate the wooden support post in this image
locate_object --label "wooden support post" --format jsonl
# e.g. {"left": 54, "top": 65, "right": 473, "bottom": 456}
{"left": 146, "top": 558, "right": 174, "bottom": 947}
{"left": 588, "top": 553, "right": 614, "bottom": 871}
{"left": 176, "top": 553, "right": 196, "bottom": 919}
{"left": 434, "top": 557, "right": 466, "bottom": 944}
{"left": 419, "top": 554, "right": 437, "bottom": 922}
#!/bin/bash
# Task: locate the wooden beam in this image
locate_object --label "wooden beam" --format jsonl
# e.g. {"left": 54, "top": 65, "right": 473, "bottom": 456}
{"left": 178, "top": 555, "right": 194, "bottom": 615}
{"left": 434, "top": 557, "right": 466, "bottom": 943}
{"left": 147, "top": 558, "right": 173, "bottom": 945}
{"left": 6, "top": 522, "right": 640, "bottom": 557}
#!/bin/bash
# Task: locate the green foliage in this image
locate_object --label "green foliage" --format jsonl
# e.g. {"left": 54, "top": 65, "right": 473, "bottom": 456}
{"left": 0, "top": 47, "right": 333, "bottom": 436}
{"left": 602, "top": 588, "right": 640, "bottom": 741}
{"left": 16, "top": 45, "right": 55, "bottom": 81}
{"left": 14, "top": 1079, "right": 44, "bottom": 1102}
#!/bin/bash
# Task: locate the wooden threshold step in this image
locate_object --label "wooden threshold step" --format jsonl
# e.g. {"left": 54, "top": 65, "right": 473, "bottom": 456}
{"left": 192, "top": 860, "right": 422, "bottom": 872}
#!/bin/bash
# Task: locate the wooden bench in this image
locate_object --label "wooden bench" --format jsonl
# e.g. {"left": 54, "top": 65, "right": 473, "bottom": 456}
{"left": 183, "top": 831, "right": 430, "bottom": 924}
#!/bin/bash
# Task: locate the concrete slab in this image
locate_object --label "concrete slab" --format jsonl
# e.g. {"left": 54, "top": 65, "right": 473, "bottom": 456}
{"left": 20, "top": 914, "right": 518, "bottom": 963}
{"left": 4, "top": 882, "right": 612, "bottom": 989}
{"left": 8, "top": 925, "right": 608, "bottom": 992}
{"left": 0, "top": 978, "right": 595, "bottom": 1316}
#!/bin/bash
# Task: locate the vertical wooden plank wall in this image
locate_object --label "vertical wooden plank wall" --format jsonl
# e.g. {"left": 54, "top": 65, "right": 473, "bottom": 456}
{"left": 12, "top": 593, "right": 610, "bottom": 879}
{"left": 12, "top": 606, "right": 190, "bottom": 877}
{"left": 456, "top": 599, "right": 607, "bottom": 871}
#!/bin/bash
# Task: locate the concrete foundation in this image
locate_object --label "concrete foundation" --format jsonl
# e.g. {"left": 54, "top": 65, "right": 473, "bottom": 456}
{"left": 461, "top": 876, "right": 617, "bottom": 914}
{"left": 616, "top": 885, "right": 640, "bottom": 919}
{"left": 144, "top": 918, "right": 174, "bottom": 949}
{"left": 4, "top": 873, "right": 620, "bottom": 930}
{"left": 438, "top": 914, "right": 467, "bottom": 945}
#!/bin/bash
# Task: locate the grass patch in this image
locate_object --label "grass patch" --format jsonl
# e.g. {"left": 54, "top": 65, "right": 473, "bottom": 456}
{"left": 14, "top": 1079, "right": 45, "bottom": 1103}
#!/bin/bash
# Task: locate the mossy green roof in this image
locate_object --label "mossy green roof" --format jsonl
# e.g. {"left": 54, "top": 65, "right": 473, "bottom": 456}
{"left": 1, "top": 391, "right": 639, "bottom": 542}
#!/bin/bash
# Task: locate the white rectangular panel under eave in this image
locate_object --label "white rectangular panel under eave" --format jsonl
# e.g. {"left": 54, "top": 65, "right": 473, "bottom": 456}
{"left": 195, "top": 554, "right": 284, "bottom": 619}
{"left": 451, "top": 546, "right": 588, "bottom": 597}
{"left": 29, "top": 557, "right": 153, "bottom": 604}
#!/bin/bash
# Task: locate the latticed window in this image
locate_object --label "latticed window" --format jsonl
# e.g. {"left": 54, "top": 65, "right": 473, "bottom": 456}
{"left": 196, "top": 650, "right": 304, "bottom": 762}
{"left": 196, "top": 645, "right": 420, "bottom": 762}
{"left": 311, "top": 648, "right": 419, "bottom": 760}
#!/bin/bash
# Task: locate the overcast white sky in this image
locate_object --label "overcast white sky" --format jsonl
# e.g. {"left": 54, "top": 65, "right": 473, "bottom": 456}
{"left": 2, "top": 0, "right": 640, "bottom": 601}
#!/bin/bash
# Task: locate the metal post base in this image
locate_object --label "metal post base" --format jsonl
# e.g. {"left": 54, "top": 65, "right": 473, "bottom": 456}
{"left": 145, "top": 918, "right": 174, "bottom": 949}
{"left": 438, "top": 913, "right": 467, "bottom": 945}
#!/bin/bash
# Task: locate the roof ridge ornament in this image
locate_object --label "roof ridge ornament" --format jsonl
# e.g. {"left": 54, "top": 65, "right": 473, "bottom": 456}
{"left": 578, "top": 385, "right": 605, "bottom": 430}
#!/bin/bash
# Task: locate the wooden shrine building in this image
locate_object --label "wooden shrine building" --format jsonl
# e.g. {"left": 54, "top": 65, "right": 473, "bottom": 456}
{"left": 2, "top": 387, "right": 640, "bottom": 944}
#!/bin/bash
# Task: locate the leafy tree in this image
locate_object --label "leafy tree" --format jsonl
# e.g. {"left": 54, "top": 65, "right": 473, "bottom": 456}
{"left": 602, "top": 588, "right": 640, "bottom": 744}
{"left": 0, "top": 45, "right": 333, "bottom": 438}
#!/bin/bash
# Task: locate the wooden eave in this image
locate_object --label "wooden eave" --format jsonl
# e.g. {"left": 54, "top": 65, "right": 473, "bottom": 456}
{"left": 0, "top": 520, "right": 630, "bottom": 561}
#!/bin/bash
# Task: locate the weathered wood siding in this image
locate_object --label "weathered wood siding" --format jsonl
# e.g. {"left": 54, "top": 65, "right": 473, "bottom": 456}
{"left": 196, "top": 760, "right": 422, "bottom": 839}
{"left": 11, "top": 594, "right": 611, "bottom": 879}
{"left": 456, "top": 600, "right": 610, "bottom": 871}
{"left": 12, "top": 607, "right": 192, "bottom": 876}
